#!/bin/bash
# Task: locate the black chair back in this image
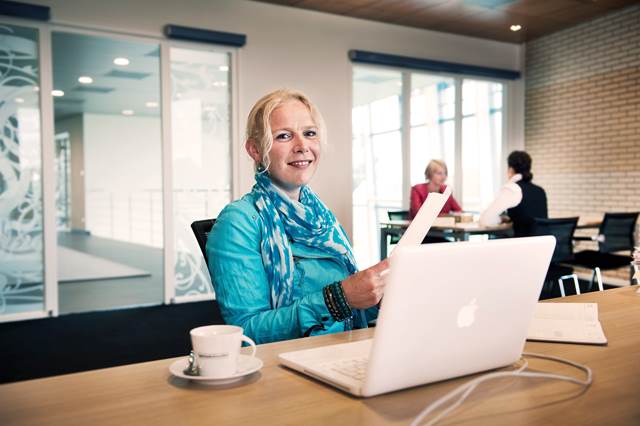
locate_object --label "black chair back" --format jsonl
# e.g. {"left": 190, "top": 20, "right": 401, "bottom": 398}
{"left": 533, "top": 217, "right": 579, "bottom": 263}
{"left": 387, "top": 210, "right": 409, "bottom": 221}
{"left": 598, "top": 212, "right": 638, "bottom": 253}
{"left": 190, "top": 218, "right": 216, "bottom": 265}
{"left": 386, "top": 210, "right": 409, "bottom": 245}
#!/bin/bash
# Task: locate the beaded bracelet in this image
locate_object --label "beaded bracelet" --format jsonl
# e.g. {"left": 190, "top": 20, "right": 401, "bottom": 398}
{"left": 323, "top": 286, "right": 341, "bottom": 320}
{"left": 323, "top": 285, "right": 343, "bottom": 320}
{"left": 323, "top": 281, "right": 352, "bottom": 322}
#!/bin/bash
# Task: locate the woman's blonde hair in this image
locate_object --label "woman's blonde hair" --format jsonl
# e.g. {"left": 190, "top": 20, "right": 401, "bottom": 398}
{"left": 425, "top": 159, "right": 448, "bottom": 180}
{"left": 245, "top": 89, "right": 326, "bottom": 172}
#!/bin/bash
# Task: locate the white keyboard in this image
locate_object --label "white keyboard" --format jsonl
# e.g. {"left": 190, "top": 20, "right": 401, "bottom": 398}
{"left": 321, "top": 357, "right": 369, "bottom": 381}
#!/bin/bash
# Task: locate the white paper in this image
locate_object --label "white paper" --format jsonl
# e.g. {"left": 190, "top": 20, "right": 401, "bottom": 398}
{"left": 527, "top": 302, "right": 607, "bottom": 345}
{"left": 532, "top": 303, "right": 599, "bottom": 322}
{"left": 395, "top": 186, "right": 452, "bottom": 249}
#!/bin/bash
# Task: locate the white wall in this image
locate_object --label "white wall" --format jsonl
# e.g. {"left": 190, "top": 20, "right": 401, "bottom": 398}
{"left": 30, "top": 0, "right": 524, "bottom": 237}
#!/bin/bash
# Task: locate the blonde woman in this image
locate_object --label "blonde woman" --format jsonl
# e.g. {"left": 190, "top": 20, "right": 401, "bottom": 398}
{"left": 409, "top": 159, "right": 462, "bottom": 219}
{"left": 207, "top": 89, "right": 388, "bottom": 344}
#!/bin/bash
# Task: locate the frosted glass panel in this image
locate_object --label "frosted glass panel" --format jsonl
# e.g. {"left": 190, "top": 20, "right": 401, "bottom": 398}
{"left": 0, "top": 24, "right": 44, "bottom": 316}
{"left": 171, "top": 47, "right": 231, "bottom": 298}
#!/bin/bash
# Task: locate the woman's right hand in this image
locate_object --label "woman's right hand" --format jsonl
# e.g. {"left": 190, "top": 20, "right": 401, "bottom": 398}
{"left": 341, "top": 259, "right": 390, "bottom": 309}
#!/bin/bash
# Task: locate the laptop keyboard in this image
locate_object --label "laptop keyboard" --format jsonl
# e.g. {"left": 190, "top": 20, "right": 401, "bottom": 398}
{"left": 322, "top": 357, "right": 369, "bottom": 381}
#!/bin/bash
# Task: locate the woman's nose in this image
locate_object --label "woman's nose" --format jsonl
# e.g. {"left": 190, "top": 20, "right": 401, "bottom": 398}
{"left": 293, "top": 133, "right": 310, "bottom": 152}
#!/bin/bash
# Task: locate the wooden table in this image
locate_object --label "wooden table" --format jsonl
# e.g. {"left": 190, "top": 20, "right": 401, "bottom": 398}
{"left": 1, "top": 287, "right": 639, "bottom": 425}
{"left": 380, "top": 216, "right": 604, "bottom": 260}
{"left": 380, "top": 220, "right": 513, "bottom": 259}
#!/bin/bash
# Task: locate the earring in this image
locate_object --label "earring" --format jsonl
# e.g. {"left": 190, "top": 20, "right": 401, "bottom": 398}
{"left": 257, "top": 163, "right": 265, "bottom": 172}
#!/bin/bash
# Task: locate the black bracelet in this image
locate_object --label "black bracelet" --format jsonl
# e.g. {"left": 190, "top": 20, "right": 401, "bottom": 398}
{"left": 323, "top": 281, "right": 352, "bottom": 322}
{"left": 323, "top": 285, "right": 341, "bottom": 320}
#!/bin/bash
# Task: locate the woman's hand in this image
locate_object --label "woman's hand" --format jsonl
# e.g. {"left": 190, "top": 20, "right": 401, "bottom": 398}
{"left": 341, "top": 259, "right": 390, "bottom": 309}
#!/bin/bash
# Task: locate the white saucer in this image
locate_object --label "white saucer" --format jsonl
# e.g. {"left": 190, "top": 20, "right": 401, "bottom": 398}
{"left": 169, "top": 354, "right": 263, "bottom": 385}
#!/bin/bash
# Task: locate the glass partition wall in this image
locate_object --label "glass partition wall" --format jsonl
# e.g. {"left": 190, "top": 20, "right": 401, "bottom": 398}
{"left": 0, "top": 24, "right": 45, "bottom": 318}
{"left": 0, "top": 21, "right": 235, "bottom": 322}
{"left": 170, "top": 47, "right": 231, "bottom": 301}
{"left": 353, "top": 66, "right": 505, "bottom": 268}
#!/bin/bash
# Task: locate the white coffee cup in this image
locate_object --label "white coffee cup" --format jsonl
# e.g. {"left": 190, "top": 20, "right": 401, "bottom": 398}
{"left": 190, "top": 325, "right": 256, "bottom": 378}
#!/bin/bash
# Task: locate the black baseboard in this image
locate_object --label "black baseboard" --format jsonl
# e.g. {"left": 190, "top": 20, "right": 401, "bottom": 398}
{"left": 0, "top": 301, "right": 224, "bottom": 384}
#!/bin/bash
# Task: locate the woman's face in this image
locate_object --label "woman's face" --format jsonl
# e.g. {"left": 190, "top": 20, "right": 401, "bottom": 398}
{"left": 429, "top": 165, "right": 447, "bottom": 186}
{"left": 259, "top": 100, "right": 321, "bottom": 199}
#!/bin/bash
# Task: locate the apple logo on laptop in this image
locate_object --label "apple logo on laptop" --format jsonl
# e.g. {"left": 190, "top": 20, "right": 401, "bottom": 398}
{"left": 457, "top": 298, "right": 478, "bottom": 328}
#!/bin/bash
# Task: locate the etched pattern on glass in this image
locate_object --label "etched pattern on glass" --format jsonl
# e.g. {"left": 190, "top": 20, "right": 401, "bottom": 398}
{"left": 0, "top": 24, "right": 44, "bottom": 315}
{"left": 171, "top": 48, "right": 231, "bottom": 298}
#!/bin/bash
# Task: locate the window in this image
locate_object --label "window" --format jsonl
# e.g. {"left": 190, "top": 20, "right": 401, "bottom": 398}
{"left": 352, "top": 67, "right": 402, "bottom": 267}
{"left": 410, "top": 75, "right": 456, "bottom": 186}
{"left": 352, "top": 66, "right": 505, "bottom": 267}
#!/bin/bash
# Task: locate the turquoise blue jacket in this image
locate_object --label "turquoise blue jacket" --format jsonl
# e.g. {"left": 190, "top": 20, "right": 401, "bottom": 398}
{"left": 206, "top": 191, "right": 377, "bottom": 344}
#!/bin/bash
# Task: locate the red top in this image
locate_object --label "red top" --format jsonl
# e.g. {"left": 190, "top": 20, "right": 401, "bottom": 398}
{"left": 409, "top": 183, "right": 462, "bottom": 219}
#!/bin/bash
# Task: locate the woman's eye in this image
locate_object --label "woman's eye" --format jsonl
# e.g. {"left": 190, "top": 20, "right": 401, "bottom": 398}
{"left": 275, "top": 132, "right": 292, "bottom": 141}
{"left": 304, "top": 130, "right": 317, "bottom": 138}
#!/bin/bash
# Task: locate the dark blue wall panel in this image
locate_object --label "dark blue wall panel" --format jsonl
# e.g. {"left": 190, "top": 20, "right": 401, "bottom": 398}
{"left": 164, "top": 24, "right": 246, "bottom": 47}
{"left": 349, "top": 50, "right": 520, "bottom": 80}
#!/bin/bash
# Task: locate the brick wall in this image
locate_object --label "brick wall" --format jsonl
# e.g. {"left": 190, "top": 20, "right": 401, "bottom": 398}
{"left": 525, "top": 5, "right": 640, "bottom": 283}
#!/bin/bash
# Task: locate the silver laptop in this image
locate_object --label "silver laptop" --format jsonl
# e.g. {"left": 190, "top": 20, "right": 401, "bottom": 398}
{"left": 278, "top": 236, "right": 556, "bottom": 397}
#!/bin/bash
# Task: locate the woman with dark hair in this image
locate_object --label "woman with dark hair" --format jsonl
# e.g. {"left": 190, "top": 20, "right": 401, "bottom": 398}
{"left": 479, "top": 150, "right": 547, "bottom": 237}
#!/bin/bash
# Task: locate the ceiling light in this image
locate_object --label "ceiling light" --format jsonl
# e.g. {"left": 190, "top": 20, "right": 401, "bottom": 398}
{"left": 113, "top": 57, "right": 130, "bottom": 66}
{"left": 145, "top": 101, "right": 158, "bottom": 108}
{"left": 52, "top": 90, "right": 65, "bottom": 97}
{"left": 32, "top": 86, "right": 39, "bottom": 92}
{"left": 121, "top": 109, "right": 134, "bottom": 116}
{"left": 78, "top": 76, "right": 93, "bottom": 84}
{"left": 510, "top": 24, "right": 522, "bottom": 32}
{"left": 15, "top": 97, "right": 24, "bottom": 103}
{"left": 213, "top": 81, "right": 227, "bottom": 87}
{"left": 219, "top": 65, "right": 229, "bottom": 71}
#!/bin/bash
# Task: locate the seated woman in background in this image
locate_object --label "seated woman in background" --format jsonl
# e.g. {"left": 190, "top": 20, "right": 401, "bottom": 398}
{"left": 479, "top": 150, "right": 548, "bottom": 237}
{"left": 409, "top": 159, "right": 462, "bottom": 219}
{"left": 206, "top": 89, "right": 388, "bottom": 344}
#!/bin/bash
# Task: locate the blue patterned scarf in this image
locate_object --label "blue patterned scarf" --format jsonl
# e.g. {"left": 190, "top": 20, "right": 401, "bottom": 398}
{"left": 253, "top": 172, "right": 366, "bottom": 329}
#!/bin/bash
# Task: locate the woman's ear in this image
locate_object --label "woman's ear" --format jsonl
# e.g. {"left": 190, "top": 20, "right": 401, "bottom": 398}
{"left": 245, "top": 139, "right": 261, "bottom": 164}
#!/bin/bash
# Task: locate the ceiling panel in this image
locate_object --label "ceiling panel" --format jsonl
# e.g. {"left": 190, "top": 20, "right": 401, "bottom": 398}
{"left": 251, "top": 0, "right": 638, "bottom": 43}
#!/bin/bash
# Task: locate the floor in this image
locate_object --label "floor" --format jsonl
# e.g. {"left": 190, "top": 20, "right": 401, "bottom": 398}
{"left": 57, "top": 232, "right": 163, "bottom": 314}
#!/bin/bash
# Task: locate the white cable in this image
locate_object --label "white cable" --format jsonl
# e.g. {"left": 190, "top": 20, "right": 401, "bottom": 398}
{"left": 411, "top": 352, "right": 592, "bottom": 426}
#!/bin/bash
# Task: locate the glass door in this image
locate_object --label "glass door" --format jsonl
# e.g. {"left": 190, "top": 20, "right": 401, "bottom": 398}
{"left": 51, "top": 30, "right": 164, "bottom": 314}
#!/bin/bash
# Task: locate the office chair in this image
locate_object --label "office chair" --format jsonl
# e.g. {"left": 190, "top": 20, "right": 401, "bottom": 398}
{"left": 569, "top": 212, "right": 639, "bottom": 289}
{"left": 386, "top": 210, "right": 409, "bottom": 245}
{"left": 190, "top": 218, "right": 226, "bottom": 325}
{"left": 190, "top": 218, "right": 217, "bottom": 265}
{"left": 533, "top": 217, "right": 580, "bottom": 298}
